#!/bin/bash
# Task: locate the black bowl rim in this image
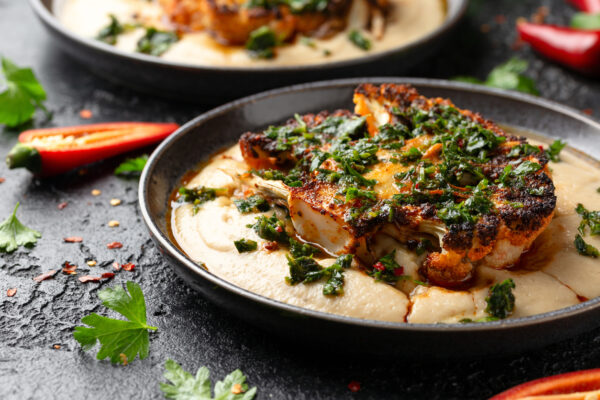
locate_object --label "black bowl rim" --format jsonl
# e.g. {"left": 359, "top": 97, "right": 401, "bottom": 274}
{"left": 139, "top": 77, "right": 600, "bottom": 333}
{"left": 30, "top": 0, "right": 468, "bottom": 73}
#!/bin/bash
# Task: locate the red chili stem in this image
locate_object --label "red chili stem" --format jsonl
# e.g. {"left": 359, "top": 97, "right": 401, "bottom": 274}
{"left": 517, "top": 22, "right": 600, "bottom": 76}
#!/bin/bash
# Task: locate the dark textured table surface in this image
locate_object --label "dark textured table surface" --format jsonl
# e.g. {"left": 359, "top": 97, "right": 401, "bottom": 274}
{"left": 1, "top": 0, "right": 600, "bottom": 399}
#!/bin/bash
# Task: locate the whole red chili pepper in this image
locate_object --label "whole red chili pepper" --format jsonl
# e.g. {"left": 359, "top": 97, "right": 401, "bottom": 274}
{"left": 517, "top": 22, "right": 600, "bottom": 76}
{"left": 568, "top": 0, "right": 600, "bottom": 13}
{"left": 5, "top": 122, "right": 179, "bottom": 176}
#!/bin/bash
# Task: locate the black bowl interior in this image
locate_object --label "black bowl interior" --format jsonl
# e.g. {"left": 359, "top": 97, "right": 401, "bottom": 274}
{"left": 140, "top": 78, "right": 600, "bottom": 357}
{"left": 32, "top": 0, "right": 467, "bottom": 102}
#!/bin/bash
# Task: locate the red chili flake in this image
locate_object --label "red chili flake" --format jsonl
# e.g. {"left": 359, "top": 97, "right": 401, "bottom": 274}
{"left": 393, "top": 266, "right": 405, "bottom": 276}
{"left": 78, "top": 273, "right": 114, "bottom": 283}
{"left": 57, "top": 201, "right": 68, "bottom": 210}
{"left": 262, "top": 241, "right": 279, "bottom": 251}
{"left": 373, "top": 262, "right": 385, "bottom": 272}
{"left": 79, "top": 109, "right": 93, "bottom": 119}
{"left": 107, "top": 241, "right": 123, "bottom": 249}
{"left": 348, "top": 381, "right": 361, "bottom": 392}
{"left": 275, "top": 226, "right": 283, "bottom": 233}
{"left": 415, "top": 183, "right": 420, "bottom": 190}
{"left": 457, "top": 138, "right": 464, "bottom": 148}
{"left": 53, "top": 344, "right": 61, "bottom": 349}
{"left": 0, "top": 177, "right": 5, "bottom": 184}
{"left": 7, "top": 288, "right": 17, "bottom": 297}
{"left": 538, "top": 145, "right": 544, "bottom": 152}
{"left": 494, "top": 14, "right": 506, "bottom": 24}
{"left": 102, "top": 272, "right": 115, "bottom": 279}
{"left": 63, "top": 236, "right": 83, "bottom": 243}
{"left": 122, "top": 263, "right": 135, "bottom": 271}
{"left": 62, "top": 262, "right": 78, "bottom": 275}
{"left": 33, "top": 270, "right": 57, "bottom": 282}
{"left": 112, "top": 261, "right": 122, "bottom": 271}
{"left": 583, "top": 108, "right": 594, "bottom": 116}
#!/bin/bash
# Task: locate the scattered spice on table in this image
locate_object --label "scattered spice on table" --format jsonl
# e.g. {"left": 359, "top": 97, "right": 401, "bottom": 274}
{"left": 113, "top": 262, "right": 121, "bottom": 271}
{"left": 33, "top": 270, "right": 57, "bottom": 282}
{"left": 79, "top": 109, "right": 92, "bottom": 119}
{"left": 91, "top": 189, "right": 101, "bottom": 196}
{"left": 110, "top": 198, "right": 121, "bottom": 206}
{"left": 0, "top": 178, "right": 5, "bottom": 184}
{"left": 63, "top": 236, "right": 83, "bottom": 243}
{"left": 53, "top": 344, "right": 61, "bottom": 350}
{"left": 62, "top": 262, "right": 77, "bottom": 275}
{"left": 87, "top": 260, "right": 97, "bottom": 266}
{"left": 583, "top": 108, "right": 594, "bottom": 115}
{"left": 78, "top": 272, "right": 115, "bottom": 283}
{"left": 107, "top": 241, "right": 123, "bottom": 249}
{"left": 7, "top": 288, "right": 17, "bottom": 297}
{"left": 122, "top": 262, "right": 135, "bottom": 271}
{"left": 57, "top": 201, "right": 68, "bottom": 210}
{"left": 108, "top": 220, "right": 120, "bottom": 227}
{"left": 348, "top": 381, "right": 361, "bottom": 392}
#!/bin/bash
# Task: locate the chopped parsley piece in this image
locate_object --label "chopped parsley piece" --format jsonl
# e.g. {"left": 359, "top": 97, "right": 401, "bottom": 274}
{"left": 253, "top": 168, "right": 302, "bottom": 187}
{"left": 453, "top": 58, "right": 539, "bottom": 95}
{"left": 246, "top": 26, "right": 278, "bottom": 59}
{"left": 575, "top": 234, "right": 599, "bottom": 258}
{"left": 247, "top": 215, "right": 289, "bottom": 244}
{"left": 545, "top": 139, "right": 566, "bottom": 162}
{"left": 234, "top": 195, "right": 270, "bottom": 213}
{"left": 234, "top": 238, "right": 258, "bottom": 253}
{"left": 286, "top": 254, "right": 353, "bottom": 296}
{"left": 136, "top": 27, "right": 178, "bottom": 56}
{"left": 160, "top": 359, "right": 257, "bottom": 400}
{"left": 245, "top": 0, "right": 328, "bottom": 13}
{"left": 114, "top": 155, "right": 148, "bottom": 177}
{"left": 96, "top": 14, "right": 124, "bottom": 45}
{"left": 507, "top": 143, "right": 541, "bottom": 158}
{"left": 368, "top": 250, "right": 422, "bottom": 284}
{"left": 348, "top": 30, "right": 371, "bottom": 51}
{"left": 289, "top": 237, "right": 319, "bottom": 258}
{"left": 0, "top": 202, "right": 41, "bottom": 253}
{"left": 178, "top": 186, "right": 225, "bottom": 214}
{"left": 73, "top": 281, "right": 157, "bottom": 364}
{"left": 459, "top": 316, "right": 499, "bottom": 323}
{"left": 576, "top": 203, "right": 600, "bottom": 236}
{"left": 485, "top": 279, "right": 515, "bottom": 319}
{"left": 0, "top": 57, "right": 48, "bottom": 127}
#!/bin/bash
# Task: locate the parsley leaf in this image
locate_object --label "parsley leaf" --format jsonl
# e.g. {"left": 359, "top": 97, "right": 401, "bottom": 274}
{"left": 137, "top": 28, "right": 179, "bottom": 56}
{"left": 348, "top": 30, "right": 371, "bottom": 50}
{"left": 485, "top": 279, "right": 515, "bottom": 319}
{"left": 0, "top": 202, "right": 41, "bottom": 253}
{"left": 178, "top": 186, "right": 226, "bottom": 214}
{"left": 114, "top": 155, "right": 148, "bottom": 177}
{"left": 96, "top": 14, "right": 124, "bottom": 45}
{"left": 73, "top": 281, "right": 157, "bottom": 364}
{"left": 234, "top": 238, "right": 258, "bottom": 253}
{"left": 160, "top": 359, "right": 257, "bottom": 400}
{"left": 571, "top": 12, "right": 600, "bottom": 30}
{"left": 246, "top": 26, "right": 279, "bottom": 59}
{"left": 233, "top": 195, "right": 270, "bottom": 213}
{"left": 453, "top": 58, "right": 539, "bottom": 95}
{"left": 0, "top": 57, "right": 48, "bottom": 127}
{"left": 575, "top": 234, "right": 599, "bottom": 258}
{"left": 247, "top": 215, "right": 289, "bottom": 244}
{"left": 545, "top": 139, "right": 566, "bottom": 162}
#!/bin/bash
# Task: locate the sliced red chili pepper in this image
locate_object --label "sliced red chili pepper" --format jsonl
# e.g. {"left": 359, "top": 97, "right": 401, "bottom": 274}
{"left": 517, "top": 22, "right": 600, "bottom": 76}
{"left": 6, "top": 122, "right": 179, "bottom": 177}
{"left": 373, "top": 262, "right": 385, "bottom": 271}
{"left": 568, "top": 0, "right": 600, "bottom": 13}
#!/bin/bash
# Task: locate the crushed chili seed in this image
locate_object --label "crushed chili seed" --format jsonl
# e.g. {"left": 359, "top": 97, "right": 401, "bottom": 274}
{"left": 0, "top": 177, "right": 5, "bottom": 183}
{"left": 87, "top": 260, "right": 97, "bottom": 267}
{"left": 91, "top": 189, "right": 101, "bottom": 196}
{"left": 57, "top": 201, "right": 68, "bottom": 210}
{"left": 119, "top": 353, "right": 128, "bottom": 366}
{"left": 79, "top": 109, "right": 93, "bottom": 119}
{"left": 63, "top": 236, "right": 83, "bottom": 243}
{"left": 7, "top": 288, "right": 17, "bottom": 297}
{"left": 583, "top": 109, "right": 594, "bottom": 116}
{"left": 102, "top": 272, "right": 115, "bottom": 279}
{"left": 122, "top": 263, "right": 135, "bottom": 271}
{"left": 348, "top": 381, "right": 361, "bottom": 392}
{"left": 53, "top": 344, "right": 61, "bottom": 349}
{"left": 231, "top": 384, "right": 243, "bottom": 395}
{"left": 108, "top": 220, "right": 120, "bottom": 227}
{"left": 107, "top": 241, "right": 123, "bottom": 249}
{"left": 113, "top": 261, "right": 122, "bottom": 271}
{"left": 110, "top": 198, "right": 121, "bottom": 206}
{"left": 262, "top": 241, "right": 279, "bottom": 251}
{"left": 62, "top": 262, "right": 78, "bottom": 275}
{"left": 33, "top": 270, "right": 57, "bottom": 282}
{"left": 79, "top": 273, "right": 114, "bottom": 283}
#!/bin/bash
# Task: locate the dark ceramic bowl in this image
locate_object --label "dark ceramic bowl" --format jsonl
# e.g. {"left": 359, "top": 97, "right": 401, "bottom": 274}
{"left": 140, "top": 78, "right": 600, "bottom": 357}
{"left": 30, "top": 0, "right": 467, "bottom": 102}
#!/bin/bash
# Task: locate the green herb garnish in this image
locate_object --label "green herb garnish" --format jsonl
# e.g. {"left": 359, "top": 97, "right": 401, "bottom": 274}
{"left": 289, "top": 237, "right": 319, "bottom": 258}
{"left": 247, "top": 215, "right": 289, "bottom": 244}
{"left": 348, "top": 30, "right": 371, "bottom": 51}
{"left": 545, "top": 139, "right": 566, "bottom": 162}
{"left": 96, "top": 14, "right": 124, "bottom": 45}
{"left": 286, "top": 254, "right": 353, "bottom": 296}
{"left": 485, "top": 279, "right": 515, "bottom": 319}
{"left": 575, "top": 234, "right": 599, "bottom": 258}
{"left": 571, "top": 12, "right": 600, "bottom": 30}
{"left": 0, "top": 202, "right": 41, "bottom": 253}
{"left": 233, "top": 195, "right": 270, "bottom": 213}
{"left": 114, "top": 155, "right": 148, "bottom": 177}
{"left": 576, "top": 203, "right": 600, "bottom": 236}
{"left": 137, "top": 27, "right": 178, "bottom": 56}
{"left": 0, "top": 57, "right": 48, "bottom": 127}
{"left": 246, "top": 26, "right": 279, "bottom": 59}
{"left": 234, "top": 238, "right": 258, "bottom": 253}
{"left": 160, "top": 359, "right": 257, "bottom": 400}
{"left": 178, "top": 186, "right": 225, "bottom": 214}
{"left": 73, "top": 281, "right": 157, "bottom": 364}
{"left": 453, "top": 58, "right": 539, "bottom": 95}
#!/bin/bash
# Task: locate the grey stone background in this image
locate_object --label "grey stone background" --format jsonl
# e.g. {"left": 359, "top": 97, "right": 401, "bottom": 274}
{"left": 1, "top": 0, "right": 599, "bottom": 399}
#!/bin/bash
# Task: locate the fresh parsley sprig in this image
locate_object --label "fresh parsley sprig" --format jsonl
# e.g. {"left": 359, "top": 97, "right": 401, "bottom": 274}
{"left": 0, "top": 57, "right": 48, "bottom": 127}
{"left": 160, "top": 359, "right": 257, "bottom": 400}
{"left": 0, "top": 202, "right": 41, "bottom": 253}
{"left": 115, "top": 154, "right": 148, "bottom": 177}
{"left": 453, "top": 58, "right": 539, "bottom": 95}
{"left": 73, "top": 281, "right": 157, "bottom": 365}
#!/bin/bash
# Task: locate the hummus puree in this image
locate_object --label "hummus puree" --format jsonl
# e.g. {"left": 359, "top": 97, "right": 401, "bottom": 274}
{"left": 170, "top": 137, "right": 600, "bottom": 324}
{"left": 55, "top": 0, "right": 446, "bottom": 67}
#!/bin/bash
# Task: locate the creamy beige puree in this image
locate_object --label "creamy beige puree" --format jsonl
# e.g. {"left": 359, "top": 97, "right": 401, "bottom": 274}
{"left": 55, "top": 0, "right": 446, "bottom": 67}
{"left": 169, "top": 137, "right": 600, "bottom": 324}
